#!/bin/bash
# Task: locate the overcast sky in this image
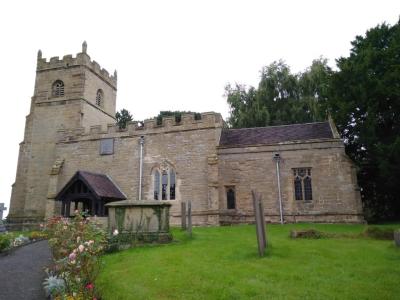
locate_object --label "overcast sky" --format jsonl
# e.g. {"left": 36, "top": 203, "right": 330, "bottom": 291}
{"left": 0, "top": 0, "right": 399, "bottom": 218}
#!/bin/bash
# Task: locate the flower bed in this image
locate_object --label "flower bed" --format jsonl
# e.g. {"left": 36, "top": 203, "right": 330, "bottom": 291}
{"left": 0, "top": 230, "right": 47, "bottom": 255}
{"left": 44, "top": 213, "right": 107, "bottom": 300}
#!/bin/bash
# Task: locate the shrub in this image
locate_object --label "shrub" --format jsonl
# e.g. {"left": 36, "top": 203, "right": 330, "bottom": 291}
{"left": 364, "top": 226, "right": 395, "bottom": 240}
{"left": 29, "top": 231, "right": 48, "bottom": 240}
{"left": 0, "top": 234, "right": 12, "bottom": 251}
{"left": 45, "top": 213, "right": 107, "bottom": 299}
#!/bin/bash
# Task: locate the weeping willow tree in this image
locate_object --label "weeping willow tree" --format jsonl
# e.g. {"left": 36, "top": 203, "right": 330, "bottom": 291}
{"left": 225, "top": 58, "right": 331, "bottom": 128}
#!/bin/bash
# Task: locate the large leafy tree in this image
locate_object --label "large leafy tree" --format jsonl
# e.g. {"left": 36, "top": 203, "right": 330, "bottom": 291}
{"left": 329, "top": 20, "right": 400, "bottom": 221}
{"left": 226, "top": 59, "right": 331, "bottom": 127}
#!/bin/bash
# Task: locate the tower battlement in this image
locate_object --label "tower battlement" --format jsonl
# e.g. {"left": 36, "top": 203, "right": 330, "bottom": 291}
{"left": 57, "top": 112, "right": 224, "bottom": 142}
{"left": 36, "top": 42, "right": 117, "bottom": 89}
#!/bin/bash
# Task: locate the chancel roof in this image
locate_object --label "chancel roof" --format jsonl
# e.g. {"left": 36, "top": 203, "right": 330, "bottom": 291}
{"left": 219, "top": 122, "right": 334, "bottom": 147}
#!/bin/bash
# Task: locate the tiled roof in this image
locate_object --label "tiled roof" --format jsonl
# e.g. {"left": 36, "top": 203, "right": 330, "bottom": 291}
{"left": 78, "top": 171, "right": 126, "bottom": 199}
{"left": 219, "top": 122, "right": 334, "bottom": 147}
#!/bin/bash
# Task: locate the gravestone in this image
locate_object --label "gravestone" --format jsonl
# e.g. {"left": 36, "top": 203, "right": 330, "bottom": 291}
{"left": 252, "top": 191, "right": 267, "bottom": 256}
{"left": 0, "top": 203, "right": 7, "bottom": 233}
{"left": 181, "top": 202, "right": 187, "bottom": 230}
{"left": 187, "top": 201, "right": 192, "bottom": 238}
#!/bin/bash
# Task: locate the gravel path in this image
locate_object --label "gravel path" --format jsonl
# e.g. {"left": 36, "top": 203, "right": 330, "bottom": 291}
{"left": 0, "top": 240, "right": 52, "bottom": 300}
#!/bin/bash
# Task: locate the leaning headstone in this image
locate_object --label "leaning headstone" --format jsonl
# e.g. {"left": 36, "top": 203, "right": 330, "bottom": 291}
{"left": 252, "top": 191, "right": 267, "bottom": 256}
{"left": 181, "top": 202, "right": 187, "bottom": 230}
{"left": 187, "top": 200, "right": 192, "bottom": 238}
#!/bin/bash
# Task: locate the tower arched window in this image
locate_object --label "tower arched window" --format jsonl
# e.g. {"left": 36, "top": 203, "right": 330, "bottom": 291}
{"left": 153, "top": 168, "right": 176, "bottom": 200}
{"left": 52, "top": 80, "right": 64, "bottom": 97}
{"left": 96, "top": 89, "right": 103, "bottom": 107}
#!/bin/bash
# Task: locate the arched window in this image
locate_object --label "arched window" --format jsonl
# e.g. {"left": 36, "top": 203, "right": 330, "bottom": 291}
{"left": 293, "top": 168, "right": 313, "bottom": 201}
{"left": 52, "top": 80, "right": 64, "bottom": 97}
{"left": 96, "top": 89, "right": 103, "bottom": 107}
{"left": 153, "top": 168, "right": 176, "bottom": 200}
{"left": 226, "top": 187, "right": 236, "bottom": 209}
{"left": 154, "top": 170, "right": 160, "bottom": 200}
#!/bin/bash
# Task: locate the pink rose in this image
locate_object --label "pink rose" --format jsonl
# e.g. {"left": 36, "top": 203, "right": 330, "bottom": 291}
{"left": 78, "top": 244, "right": 85, "bottom": 252}
{"left": 69, "top": 252, "right": 76, "bottom": 261}
{"left": 86, "top": 283, "right": 94, "bottom": 290}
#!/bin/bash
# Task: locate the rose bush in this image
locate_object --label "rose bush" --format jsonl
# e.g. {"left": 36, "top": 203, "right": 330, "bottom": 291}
{"left": 45, "top": 212, "right": 106, "bottom": 299}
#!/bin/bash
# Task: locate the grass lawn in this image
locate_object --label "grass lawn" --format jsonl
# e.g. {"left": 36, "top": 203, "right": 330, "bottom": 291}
{"left": 97, "top": 224, "right": 400, "bottom": 299}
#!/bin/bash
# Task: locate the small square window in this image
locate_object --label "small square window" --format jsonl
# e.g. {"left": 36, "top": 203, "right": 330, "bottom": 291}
{"left": 100, "top": 138, "right": 114, "bottom": 155}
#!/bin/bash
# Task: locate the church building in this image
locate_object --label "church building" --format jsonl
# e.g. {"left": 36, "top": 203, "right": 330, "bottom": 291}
{"left": 8, "top": 43, "right": 363, "bottom": 227}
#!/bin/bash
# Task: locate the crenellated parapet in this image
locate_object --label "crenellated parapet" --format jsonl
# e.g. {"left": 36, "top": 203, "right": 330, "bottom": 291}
{"left": 36, "top": 42, "right": 117, "bottom": 89}
{"left": 57, "top": 112, "right": 224, "bottom": 142}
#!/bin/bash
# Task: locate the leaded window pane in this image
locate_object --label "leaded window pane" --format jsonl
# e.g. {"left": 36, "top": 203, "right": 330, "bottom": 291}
{"left": 304, "top": 177, "right": 313, "bottom": 201}
{"left": 162, "top": 172, "right": 168, "bottom": 200}
{"left": 294, "top": 177, "right": 303, "bottom": 200}
{"left": 154, "top": 171, "right": 160, "bottom": 200}
{"left": 170, "top": 170, "right": 176, "bottom": 200}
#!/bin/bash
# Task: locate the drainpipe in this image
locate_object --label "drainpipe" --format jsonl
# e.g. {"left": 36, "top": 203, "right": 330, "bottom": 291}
{"left": 138, "top": 136, "right": 144, "bottom": 200}
{"left": 273, "top": 153, "right": 284, "bottom": 224}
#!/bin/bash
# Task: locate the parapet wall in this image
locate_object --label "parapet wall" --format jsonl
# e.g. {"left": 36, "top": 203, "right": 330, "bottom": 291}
{"left": 57, "top": 112, "right": 224, "bottom": 142}
{"left": 37, "top": 51, "right": 117, "bottom": 89}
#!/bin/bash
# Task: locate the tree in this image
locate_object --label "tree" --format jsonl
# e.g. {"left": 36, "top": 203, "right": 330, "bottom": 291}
{"left": 329, "top": 20, "right": 400, "bottom": 221}
{"left": 115, "top": 109, "right": 133, "bottom": 129}
{"left": 225, "top": 59, "right": 331, "bottom": 128}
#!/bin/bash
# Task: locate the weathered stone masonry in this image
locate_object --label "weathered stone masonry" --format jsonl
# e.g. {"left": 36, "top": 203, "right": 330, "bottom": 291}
{"left": 8, "top": 44, "right": 363, "bottom": 227}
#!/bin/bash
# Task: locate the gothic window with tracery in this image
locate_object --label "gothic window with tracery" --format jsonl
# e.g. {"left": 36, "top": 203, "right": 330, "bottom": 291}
{"left": 96, "top": 89, "right": 103, "bottom": 107}
{"left": 293, "top": 168, "right": 313, "bottom": 201}
{"left": 153, "top": 167, "right": 176, "bottom": 200}
{"left": 52, "top": 80, "right": 64, "bottom": 97}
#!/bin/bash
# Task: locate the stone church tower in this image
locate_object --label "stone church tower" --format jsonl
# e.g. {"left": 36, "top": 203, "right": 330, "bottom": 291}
{"left": 8, "top": 42, "right": 117, "bottom": 225}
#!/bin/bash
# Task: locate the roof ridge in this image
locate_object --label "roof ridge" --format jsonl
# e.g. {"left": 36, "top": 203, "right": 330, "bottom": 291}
{"left": 225, "top": 121, "right": 329, "bottom": 131}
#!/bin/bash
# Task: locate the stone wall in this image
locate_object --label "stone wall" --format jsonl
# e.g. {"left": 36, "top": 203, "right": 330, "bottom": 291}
{"left": 53, "top": 112, "right": 223, "bottom": 225}
{"left": 217, "top": 140, "right": 363, "bottom": 224}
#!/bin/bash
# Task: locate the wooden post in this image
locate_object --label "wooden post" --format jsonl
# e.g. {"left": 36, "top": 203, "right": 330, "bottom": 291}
{"left": 259, "top": 196, "right": 267, "bottom": 248}
{"left": 187, "top": 200, "right": 192, "bottom": 238}
{"left": 181, "top": 201, "right": 187, "bottom": 230}
{"left": 252, "top": 190, "right": 267, "bottom": 256}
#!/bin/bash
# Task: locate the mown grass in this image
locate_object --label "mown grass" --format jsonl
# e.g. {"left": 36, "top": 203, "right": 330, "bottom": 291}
{"left": 97, "top": 224, "right": 400, "bottom": 300}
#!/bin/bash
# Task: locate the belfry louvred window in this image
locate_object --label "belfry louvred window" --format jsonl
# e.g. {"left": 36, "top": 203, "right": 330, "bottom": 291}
{"left": 96, "top": 89, "right": 103, "bottom": 106}
{"left": 153, "top": 168, "right": 176, "bottom": 200}
{"left": 293, "top": 168, "right": 313, "bottom": 201}
{"left": 52, "top": 80, "right": 64, "bottom": 97}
